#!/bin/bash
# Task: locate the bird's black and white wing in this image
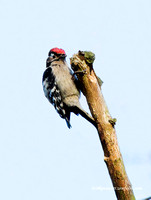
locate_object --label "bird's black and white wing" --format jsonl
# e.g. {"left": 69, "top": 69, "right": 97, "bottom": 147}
{"left": 42, "top": 67, "right": 71, "bottom": 128}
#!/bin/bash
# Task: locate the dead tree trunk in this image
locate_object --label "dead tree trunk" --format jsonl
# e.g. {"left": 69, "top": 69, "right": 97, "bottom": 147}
{"left": 70, "top": 51, "right": 135, "bottom": 200}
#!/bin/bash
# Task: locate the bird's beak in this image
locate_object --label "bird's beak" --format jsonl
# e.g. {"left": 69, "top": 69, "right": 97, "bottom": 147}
{"left": 60, "top": 54, "right": 67, "bottom": 58}
{"left": 46, "top": 54, "right": 67, "bottom": 68}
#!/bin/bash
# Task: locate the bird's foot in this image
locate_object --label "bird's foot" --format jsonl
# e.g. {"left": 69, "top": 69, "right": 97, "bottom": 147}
{"left": 71, "top": 69, "right": 87, "bottom": 80}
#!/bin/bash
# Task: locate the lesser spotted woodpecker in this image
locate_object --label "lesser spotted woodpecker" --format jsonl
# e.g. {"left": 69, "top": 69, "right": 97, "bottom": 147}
{"left": 42, "top": 47, "right": 96, "bottom": 128}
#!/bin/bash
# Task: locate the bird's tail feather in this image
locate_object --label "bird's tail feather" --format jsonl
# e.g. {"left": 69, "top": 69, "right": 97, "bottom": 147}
{"left": 74, "top": 106, "right": 97, "bottom": 128}
{"left": 65, "top": 112, "right": 72, "bottom": 129}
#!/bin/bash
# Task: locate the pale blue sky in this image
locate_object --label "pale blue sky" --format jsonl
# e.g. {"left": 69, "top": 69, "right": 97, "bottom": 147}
{"left": 0, "top": 0, "right": 151, "bottom": 199}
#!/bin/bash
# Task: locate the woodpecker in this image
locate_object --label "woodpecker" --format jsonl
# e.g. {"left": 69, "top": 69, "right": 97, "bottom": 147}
{"left": 42, "top": 47, "right": 96, "bottom": 129}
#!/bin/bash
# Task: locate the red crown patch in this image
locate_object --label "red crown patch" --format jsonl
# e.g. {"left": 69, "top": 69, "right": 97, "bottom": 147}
{"left": 50, "top": 48, "right": 66, "bottom": 55}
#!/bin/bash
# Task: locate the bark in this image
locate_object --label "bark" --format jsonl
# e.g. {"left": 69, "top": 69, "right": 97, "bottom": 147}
{"left": 70, "top": 51, "right": 136, "bottom": 200}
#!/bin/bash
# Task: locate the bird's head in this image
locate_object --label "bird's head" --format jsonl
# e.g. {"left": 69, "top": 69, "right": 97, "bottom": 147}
{"left": 46, "top": 47, "right": 67, "bottom": 67}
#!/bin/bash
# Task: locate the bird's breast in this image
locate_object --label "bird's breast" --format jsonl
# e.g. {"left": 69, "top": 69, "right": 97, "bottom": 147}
{"left": 51, "top": 63, "right": 80, "bottom": 100}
